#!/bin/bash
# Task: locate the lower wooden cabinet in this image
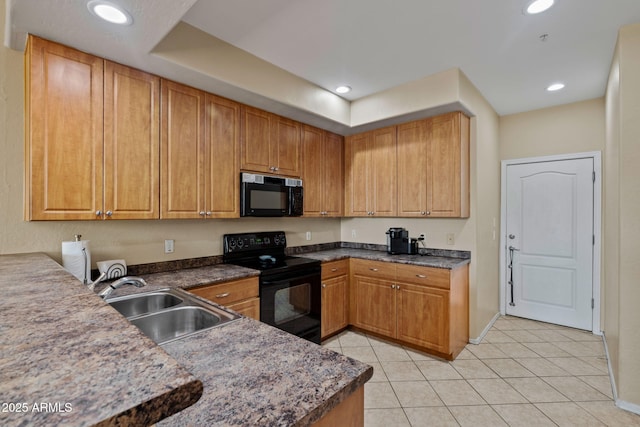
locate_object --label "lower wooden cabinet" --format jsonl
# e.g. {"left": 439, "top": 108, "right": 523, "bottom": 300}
{"left": 349, "top": 259, "right": 468, "bottom": 360}
{"left": 189, "top": 276, "right": 260, "bottom": 320}
{"left": 321, "top": 260, "right": 349, "bottom": 339}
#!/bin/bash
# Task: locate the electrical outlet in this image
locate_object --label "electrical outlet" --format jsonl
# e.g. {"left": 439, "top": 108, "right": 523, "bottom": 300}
{"left": 418, "top": 233, "right": 426, "bottom": 241}
{"left": 305, "top": 231, "right": 312, "bottom": 241}
{"left": 351, "top": 229, "right": 357, "bottom": 238}
{"left": 446, "top": 233, "right": 455, "bottom": 245}
{"left": 164, "top": 239, "right": 174, "bottom": 253}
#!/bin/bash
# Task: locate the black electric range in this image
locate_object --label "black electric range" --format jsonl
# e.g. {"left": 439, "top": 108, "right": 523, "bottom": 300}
{"left": 223, "top": 231, "right": 322, "bottom": 344}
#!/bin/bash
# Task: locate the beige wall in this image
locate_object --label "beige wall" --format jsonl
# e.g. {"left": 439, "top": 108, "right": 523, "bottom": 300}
{"left": 499, "top": 98, "right": 605, "bottom": 161}
{"left": 605, "top": 22, "right": 640, "bottom": 408}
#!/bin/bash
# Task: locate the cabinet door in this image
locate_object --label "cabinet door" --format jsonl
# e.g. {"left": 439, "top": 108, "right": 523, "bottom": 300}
{"left": 240, "top": 106, "right": 271, "bottom": 173}
{"left": 160, "top": 80, "right": 206, "bottom": 219}
{"left": 370, "top": 126, "right": 397, "bottom": 216}
{"left": 26, "top": 36, "right": 104, "bottom": 220}
{"left": 397, "top": 119, "right": 429, "bottom": 217}
{"left": 104, "top": 62, "right": 160, "bottom": 219}
{"left": 321, "top": 275, "right": 348, "bottom": 338}
{"left": 227, "top": 297, "right": 260, "bottom": 320}
{"left": 351, "top": 274, "right": 396, "bottom": 337}
{"left": 344, "top": 132, "right": 371, "bottom": 216}
{"left": 302, "top": 125, "right": 324, "bottom": 216}
{"left": 427, "top": 112, "right": 470, "bottom": 218}
{"left": 271, "top": 115, "right": 301, "bottom": 177}
{"left": 323, "top": 132, "right": 344, "bottom": 216}
{"left": 396, "top": 282, "right": 449, "bottom": 352}
{"left": 205, "top": 94, "right": 240, "bottom": 218}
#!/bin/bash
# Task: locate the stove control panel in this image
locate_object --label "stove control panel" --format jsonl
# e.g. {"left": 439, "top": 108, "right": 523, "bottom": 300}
{"left": 223, "top": 231, "right": 287, "bottom": 254}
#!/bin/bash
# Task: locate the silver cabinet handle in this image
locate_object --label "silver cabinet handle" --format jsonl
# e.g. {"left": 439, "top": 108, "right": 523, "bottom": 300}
{"left": 215, "top": 292, "right": 230, "bottom": 298}
{"left": 391, "top": 285, "right": 395, "bottom": 289}
{"left": 96, "top": 210, "right": 102, "bottom": 216}
{"left": 322, "top": 283, "right": 326, "bottom": 288}
{"left": 369, "top": 268, "right": 379, "bottom": 272}
{"left": 199, "top": 211, "right": 206, "bottom": 216}
{"left": 396, "top": 285, "right": 400, "bottom": 290}
{"left": 331, "top": 268, "right": 338, "bottom": 272}
{"left": 206, "top": 211, "right": 212, "bottom": 216}
{"left": 416, "top": 274, "right": 427, "bottom": 278}
{"left": 426, "top": 211, "right": 431, "bottom": 215}
{"left": 421, "top": 211, "right": 426, "bottom": 215}
{"left": 105, "top": 210, "right": 113, "bottom": 217}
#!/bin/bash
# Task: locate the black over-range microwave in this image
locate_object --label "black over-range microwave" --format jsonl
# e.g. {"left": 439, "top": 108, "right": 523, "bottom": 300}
{"left": 240, "top": 173, "right": 304, "bottom": 217}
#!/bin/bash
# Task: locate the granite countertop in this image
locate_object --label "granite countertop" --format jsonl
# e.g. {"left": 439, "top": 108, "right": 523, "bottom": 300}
{"left": 297, "top": 248, "right": 471, "bottom": 270}
{"left": 158, "top": 318, "right": 371, "bottom": 426}
{"left": 0, "top": 253, "right": 202, "bottom": 427}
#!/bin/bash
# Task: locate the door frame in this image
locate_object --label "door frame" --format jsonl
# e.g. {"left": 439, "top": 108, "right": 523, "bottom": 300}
{"left": 499, "top": 151, "right": 602, "bottom": 334}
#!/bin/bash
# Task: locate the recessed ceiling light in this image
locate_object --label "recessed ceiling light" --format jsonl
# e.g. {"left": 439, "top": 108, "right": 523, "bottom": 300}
{"left": 335, "top": 86, "right": 351, "bottom": 94}
{"left": 87, "top": 1, "right": 133, "bottom": 25}
{"left": 525, "top": 0, "right": 554, "bottom": 15}
{"left": 546, "top": 83, "right": 565, "bottom": 92}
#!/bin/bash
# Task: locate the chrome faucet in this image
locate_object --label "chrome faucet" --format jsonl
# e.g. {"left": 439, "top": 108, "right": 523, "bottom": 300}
{"left": 98, "top": 276, "right": 147, "bottom": 299}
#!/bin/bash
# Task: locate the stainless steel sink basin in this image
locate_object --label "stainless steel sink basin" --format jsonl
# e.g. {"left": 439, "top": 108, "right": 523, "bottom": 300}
{"left": 108, "top": 291, "right": 183, "bottom": 318}
{"left": 130, "top": 306, "right": 232, "bottom": 344}
{"left": 106, "top": 288, "right": 240, "bottom": 344}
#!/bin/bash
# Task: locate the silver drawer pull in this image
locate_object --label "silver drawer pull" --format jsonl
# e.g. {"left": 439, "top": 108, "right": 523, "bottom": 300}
{"left": 322, "top": 283, "right": 326, "bottom": 288}
{"left": 416, "top": 274, "right": 427, "bottom": 278}
{"left": 331, "top": 268, "right": 338, "bottom": 272}
{"left": 369, "top": 268, "right": 379, "bottom": 272}
{"left": 215, "top": 292, "right": 230, "bottom": 298}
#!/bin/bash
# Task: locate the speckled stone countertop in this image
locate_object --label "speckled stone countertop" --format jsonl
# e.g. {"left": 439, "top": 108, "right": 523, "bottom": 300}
{"left": 0, "top": 253, "right": 203, "bottom": 427}
{"left": 158, "top": 318, "right": 371, "bottom": 426}
{"left": 299, "top": 248, "right": 471, "bottom": 269}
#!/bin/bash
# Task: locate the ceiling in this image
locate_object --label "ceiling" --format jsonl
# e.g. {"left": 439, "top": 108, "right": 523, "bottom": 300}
{"left": 6, "top": 0, "right": 640, "bottom": 121}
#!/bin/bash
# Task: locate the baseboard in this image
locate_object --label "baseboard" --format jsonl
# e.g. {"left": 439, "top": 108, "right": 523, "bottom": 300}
{"left": 602, "top": 332, "right": 640, "bottom": 416}
{"left": 469, "top": 312, "right": 500, "bottom": 345}
{"left": 616, "top": 399, "right": 640, "bottom": 415}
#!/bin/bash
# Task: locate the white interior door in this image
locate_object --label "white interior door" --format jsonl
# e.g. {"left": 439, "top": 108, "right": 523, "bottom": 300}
{"left": 505, "top": 158, "right": 594, "bottom": 330}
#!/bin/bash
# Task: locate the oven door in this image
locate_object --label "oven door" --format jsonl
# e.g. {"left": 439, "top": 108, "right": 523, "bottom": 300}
{"left": 241, "top": 181, "right": 288, "bottom": 217}
{"left": 260, "top": 271, "right": 321, "bottom": 343}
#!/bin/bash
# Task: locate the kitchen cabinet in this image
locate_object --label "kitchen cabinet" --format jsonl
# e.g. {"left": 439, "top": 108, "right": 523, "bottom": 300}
{"left": 161, "top": 81, "right": 240, "bottom": 219}
{"left": 350, "top": 259, "right": 469, "bottom": 360}
{"left": 189, "top": 276, "right": 260, "bottom": 320}
{"left": 397, "top": 112, "right": 470, "bottom": 218}
{"left": 241, "top": 106, "right": 301, "bottom": 177}
{"left": 344, "top": 126, "right": 397, "bottom": 217}
{"left": 25, "top": 35, "right": 160, "bottom": 220}
{"left": 321, "top": 260, "right": 349, "bottom": 338}
{"left": 302, "top": 126, "right": 344, "bottom": 217}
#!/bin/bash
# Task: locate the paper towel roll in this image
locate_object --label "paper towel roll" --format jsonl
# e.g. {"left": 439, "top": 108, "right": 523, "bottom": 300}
{"left": 62, "top": 240, "right": 91, "bottom": 285}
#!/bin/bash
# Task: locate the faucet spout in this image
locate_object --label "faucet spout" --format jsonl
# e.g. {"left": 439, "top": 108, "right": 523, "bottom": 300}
{"left": 98, "top": 276, "right": 147, "bottom": 299}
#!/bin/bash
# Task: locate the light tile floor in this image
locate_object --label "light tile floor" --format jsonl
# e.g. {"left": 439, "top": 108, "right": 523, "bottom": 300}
{"left": 322, "top": 316, "right": 640, "bottom": 427}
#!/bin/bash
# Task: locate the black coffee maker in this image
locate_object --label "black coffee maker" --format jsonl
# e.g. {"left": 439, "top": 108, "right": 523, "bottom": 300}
{"left": 386, "top": 227, "right": 418, "bottom": 255}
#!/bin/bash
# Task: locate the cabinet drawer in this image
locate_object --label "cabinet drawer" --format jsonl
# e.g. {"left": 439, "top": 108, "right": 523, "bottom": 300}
{"left": 351, "top": 259, "right": 396, "bottom": 280}
{"left": 322, "top": 259, "right": 349, "bottom": 279}
{"left": 395, "top": 264, "right": 450, "bottom": 289}
{"left": 190, "top": 276, "right": 259, "bottom": 305}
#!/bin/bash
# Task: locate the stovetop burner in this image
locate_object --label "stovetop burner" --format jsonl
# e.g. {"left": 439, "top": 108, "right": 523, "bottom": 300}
{"left": 222, "top": 231, "right": 320, "bottom": 275}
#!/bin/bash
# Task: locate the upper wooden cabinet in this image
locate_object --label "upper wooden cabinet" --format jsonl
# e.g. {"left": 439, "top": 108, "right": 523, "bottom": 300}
{"left": 302, "top": 125, "right": 344, "bottom": 217}
{"left": 344, "top": 126, "right": 397, "bottom": 217}
{"left": 240, "top": 106, "right": 301, "bottom": 177}
{"left": 161, "top": 80, "right": 240, "bottom": 219}
{"left": 25, "top": 35, "right": 159, "bottom": 220}
{"left": 398, "top": 112, "right": 470, "bottom": 218}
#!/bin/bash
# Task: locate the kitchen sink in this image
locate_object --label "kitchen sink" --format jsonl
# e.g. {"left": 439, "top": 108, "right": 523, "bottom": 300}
{"left": 106, "top": 288, "right": 240, "bottom": 344}
{"left": 108, "top": 291, "right": 183, "bottom": 318}
{"left": 130, "top": 306, "right": 229, "bottom": 344}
